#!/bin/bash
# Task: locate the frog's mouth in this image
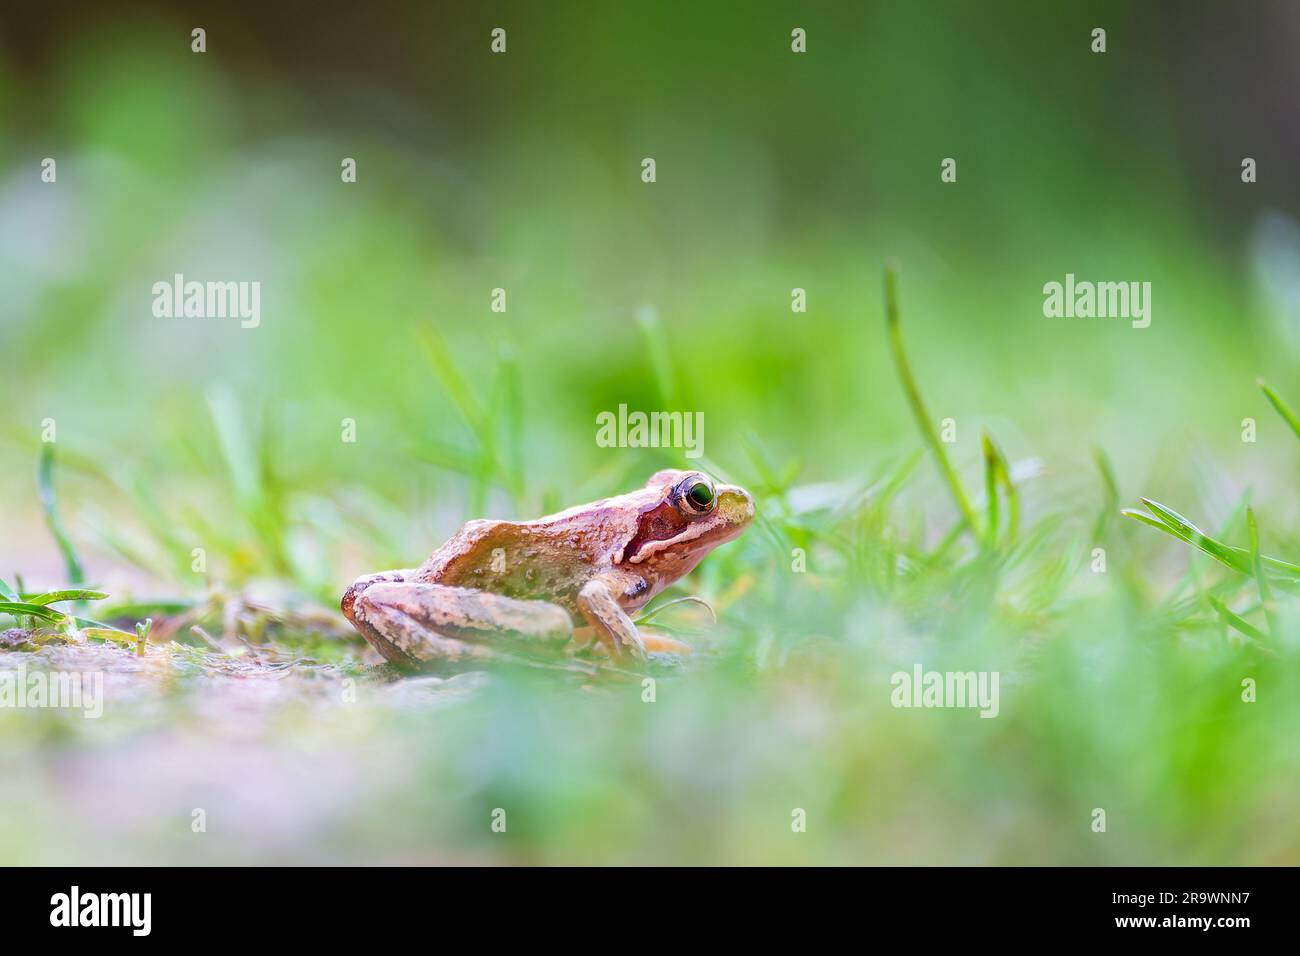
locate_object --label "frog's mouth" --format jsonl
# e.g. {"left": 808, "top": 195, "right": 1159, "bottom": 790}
{"left": 617, "top": 488, "right": 753, "bottom": 565}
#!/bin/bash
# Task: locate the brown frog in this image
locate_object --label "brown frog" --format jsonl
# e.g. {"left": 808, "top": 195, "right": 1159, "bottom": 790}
{"left": 342, "top": 469, "right": 754, "bottom": 668}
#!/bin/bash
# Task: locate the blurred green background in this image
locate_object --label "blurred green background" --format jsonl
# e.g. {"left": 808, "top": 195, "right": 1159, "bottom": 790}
{"left": 1, "top": 1, "right": 1298, "bottom": 864}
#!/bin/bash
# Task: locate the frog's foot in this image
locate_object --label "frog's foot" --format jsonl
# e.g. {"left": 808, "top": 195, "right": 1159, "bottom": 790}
{"left": 584, "top": 633, "right": 693, "bottom": 657}
{"left": 342, "top": 576, "right": 573, "bottom": 668}
{"left": 640, "top": 633, "right": 693, "bottom": 654}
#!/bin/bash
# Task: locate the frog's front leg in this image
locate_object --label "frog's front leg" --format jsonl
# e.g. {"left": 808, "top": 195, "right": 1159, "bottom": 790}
{"left": 577, "top": 573, "right": 649, "bottom": 663}
{"left": 343, "top": 572, "right": 572, "bottom": 667}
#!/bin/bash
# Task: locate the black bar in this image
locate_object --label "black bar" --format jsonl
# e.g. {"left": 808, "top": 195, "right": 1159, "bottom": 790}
{"left": 1, "top": 866, "right": 1287, "bottom": 941}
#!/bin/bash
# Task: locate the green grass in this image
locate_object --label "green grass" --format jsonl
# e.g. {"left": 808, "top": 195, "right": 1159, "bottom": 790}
{"left": 1121, "top": 380, "right": 1300, "bottom": 648}
{"left": 5, "top": 269, "right": 1295, "bottom": 864}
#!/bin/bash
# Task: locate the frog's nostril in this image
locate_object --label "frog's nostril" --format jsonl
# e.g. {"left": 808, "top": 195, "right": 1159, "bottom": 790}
{"left": 721, "top": 487, "right": 756, "bottom": 522}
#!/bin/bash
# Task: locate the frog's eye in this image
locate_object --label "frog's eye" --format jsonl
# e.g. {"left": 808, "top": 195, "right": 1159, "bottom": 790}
{"left": 675, "top": 474, "right": 716, "bottom": 517}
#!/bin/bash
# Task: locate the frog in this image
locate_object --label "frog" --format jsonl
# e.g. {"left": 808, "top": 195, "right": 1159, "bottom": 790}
{"left": 341, "top": 469, "right": 754, "bottom": 669}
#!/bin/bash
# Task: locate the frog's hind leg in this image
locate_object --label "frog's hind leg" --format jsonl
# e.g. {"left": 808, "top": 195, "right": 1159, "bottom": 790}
{"left": 344, "top": 578, "right": 573, "bottom": 668}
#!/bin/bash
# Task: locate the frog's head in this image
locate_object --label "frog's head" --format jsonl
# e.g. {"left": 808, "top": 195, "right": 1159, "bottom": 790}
{"left": 615, "top": 470, "right": 754, "bottom": 584}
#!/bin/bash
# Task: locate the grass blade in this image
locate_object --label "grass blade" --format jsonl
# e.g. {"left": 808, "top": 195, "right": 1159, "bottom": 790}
{"left": 883, "top": 264, "right": 979, "bottom": 538}
{"left": 1205, "top": 595, "right": 1270, "bottom": 647}
{"left": 1144, "top": 497, "right": 1300, "bottom": 576}
{"left": 38, "top": 445, "right": 85, "bottom": 587}
{"left": 982, "top": 431, "right": 1017, "bottom": 546}
{"left": 982, "top": 433, "right": 999, "bottom": 548}
{"left": 22, "top": 589, "right": 109, "bottom": 606}
{"left": 1259, "top": 379, "right": 1300, "bottom": 441}
{"left": 1259, "top": 553, "right": 1300, "bottom": 576}
{"left": 0, "top": 601, "right": 65, "bottom": 623}
{"left": 1246, "top": 507, "right": 1277, "bottom": 636}
{"left": 1121, "top": 507, "right": 1181, "bottom": 536}
{"left": 1091, "top": 447, "right": 1119, "bottom": 542}
{"left": 1137, "top": 498, "right": 1251, "bottom": 573}
{"left": 1125, "top": 498, "right": 1300, "bottom": 580}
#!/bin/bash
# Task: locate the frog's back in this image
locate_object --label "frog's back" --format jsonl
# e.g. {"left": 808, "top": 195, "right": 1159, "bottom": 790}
{"left": 414, "top": 516, "right": 617, "bottom": 611}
